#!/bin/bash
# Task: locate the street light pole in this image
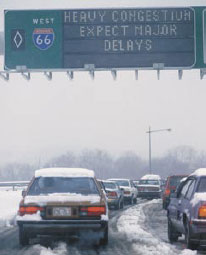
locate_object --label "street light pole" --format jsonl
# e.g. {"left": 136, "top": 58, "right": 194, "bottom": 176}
{"left": 146, "top": 126, "right": 171, "bottom": 174}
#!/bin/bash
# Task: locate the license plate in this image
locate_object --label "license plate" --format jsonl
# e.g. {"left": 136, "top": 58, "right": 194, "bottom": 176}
{"left": 52, "top": 207, "right": 71, "bottom": 216}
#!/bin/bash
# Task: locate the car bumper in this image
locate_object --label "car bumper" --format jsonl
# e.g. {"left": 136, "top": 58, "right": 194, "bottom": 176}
{"left": 189, "top": 220, "right": 206, "bottom": 244}
{"left": 138, "top": 191, "right": 161, "bottom": 199}
{"left": 17, "top": 219, "right": 107, "bottom": 236}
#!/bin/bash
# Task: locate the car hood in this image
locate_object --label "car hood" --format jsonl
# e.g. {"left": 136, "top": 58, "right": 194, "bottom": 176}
{"left": 24, "top": 193, "right": 101, "bottom": 206}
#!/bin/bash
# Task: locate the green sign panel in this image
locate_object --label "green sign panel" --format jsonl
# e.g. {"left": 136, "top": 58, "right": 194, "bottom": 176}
{"left": 5, "top": 10, "right": 62, "bottom": 70}
{"left": 4, "top": 7, "right": 206, "bottom": 70}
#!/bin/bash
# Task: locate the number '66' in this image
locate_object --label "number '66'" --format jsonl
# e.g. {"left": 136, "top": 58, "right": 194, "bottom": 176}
{"left": 36, "top": 35, "right": 51, "bottom": 45}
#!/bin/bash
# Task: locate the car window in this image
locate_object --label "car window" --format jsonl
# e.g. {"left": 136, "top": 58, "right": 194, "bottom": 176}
{"left": 180, "top": 179, "right": 193, "bottom": 197}
{"left": 111, "top": 180, "right": 129, "bottom": 187}
{"left": 196, "top": 177, "right": 206, "bottom": 192}
{"left": 103, "top": 182, "right": 116, "bottom": 189}
{"left": 27, "top": 177, "right": 99, "bottom": 195}
{"left": 139, "top": 180, "right": 159, "bottom": 185}
{"left": 169, "top": 176, "right": 186, "bottom": 186}
{"left": 185, "top": 179, "right": 196, "bottom": 200}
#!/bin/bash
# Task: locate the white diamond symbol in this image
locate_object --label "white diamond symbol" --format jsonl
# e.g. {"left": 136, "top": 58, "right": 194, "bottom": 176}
{"left": 14, "top": 31, "right": 23, "bottom": 48}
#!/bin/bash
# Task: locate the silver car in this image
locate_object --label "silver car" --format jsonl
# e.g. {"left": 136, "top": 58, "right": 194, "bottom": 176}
{"left": 102, "top": 181, "right": 124, "bottom": 210}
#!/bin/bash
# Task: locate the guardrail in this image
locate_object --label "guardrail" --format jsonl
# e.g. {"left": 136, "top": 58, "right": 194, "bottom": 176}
{"left": 0, "top": 181, "right": 30, "bottom": 190}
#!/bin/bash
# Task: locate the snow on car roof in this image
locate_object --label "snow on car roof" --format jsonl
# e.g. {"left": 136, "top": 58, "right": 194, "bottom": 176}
{"left": 141, "top": 174, "right": 161, "bottom": 180}
{"left": 35, "top": 168, "right": 95, "bottom": 178}
{"left": 190, "top": 168, "right": 206, "bottom": 177}
{"left": 108, "top": 178, "right": 130, "bottom": 181}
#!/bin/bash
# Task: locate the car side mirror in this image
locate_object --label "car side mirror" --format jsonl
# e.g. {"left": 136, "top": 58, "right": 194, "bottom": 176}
{"left": 22, "top": 190, "right": 26, "bottom": 197}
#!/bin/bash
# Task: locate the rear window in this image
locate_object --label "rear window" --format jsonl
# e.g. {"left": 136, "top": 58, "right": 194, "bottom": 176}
{"left": 27, "top": 177, "right": 99, "bottom": 195}
{"left": 197, "top": 177, "right": 206, "bottom": 193}
{"left": 169, "top": 176, "right": 185, "bottom": 186}
{"left": 103, "top": 182, "right": 116, "bottom": 189}
{"left": 139, "top": 180, "right": 159, "bottom": 185}
{"left": 111, "top": 180, "right": 129, "bottom": 187}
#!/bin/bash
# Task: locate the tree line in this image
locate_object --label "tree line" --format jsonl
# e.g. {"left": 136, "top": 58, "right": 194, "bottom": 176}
{"left": 1, "top": 145, "right": 206, "bottom": 181}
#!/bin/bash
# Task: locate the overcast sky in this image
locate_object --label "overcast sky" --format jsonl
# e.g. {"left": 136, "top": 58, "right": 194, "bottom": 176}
{"left": 0, "top": 0, "right": 206, "bottom": 166}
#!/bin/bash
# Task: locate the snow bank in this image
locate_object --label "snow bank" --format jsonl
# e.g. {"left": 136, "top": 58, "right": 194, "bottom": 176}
{"left": 0, "top": 189, "right": 22, "bottom": 227}
{"left": 117, "top": 200, "right": 197, "bottom": 255}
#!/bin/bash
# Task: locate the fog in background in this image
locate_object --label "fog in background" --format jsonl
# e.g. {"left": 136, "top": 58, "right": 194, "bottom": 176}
{"left": 0, "top": 0, "right": 206, "bottom": 177}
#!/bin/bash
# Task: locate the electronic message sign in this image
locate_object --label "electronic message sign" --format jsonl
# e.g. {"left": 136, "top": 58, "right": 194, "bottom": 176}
{"left": 4, "top": 8, "right": 195, "bottom": 70}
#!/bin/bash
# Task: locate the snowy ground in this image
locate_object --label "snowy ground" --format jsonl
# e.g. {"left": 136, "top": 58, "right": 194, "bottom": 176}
{"left": 0, "top": 189, "right": 199, "bottom": 255}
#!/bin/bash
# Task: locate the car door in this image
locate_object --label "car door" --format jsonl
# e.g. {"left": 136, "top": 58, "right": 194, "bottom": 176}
{"left": 178, "top": 178, "right": 196, "bottom": 233}
{"left": 174, "top": 178, "right": 195, "bottom": 232}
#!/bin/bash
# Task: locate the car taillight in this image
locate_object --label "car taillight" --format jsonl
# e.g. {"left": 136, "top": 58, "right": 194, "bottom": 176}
{"left": 165, "top": 189, "right": 171, "bottom": 196}
{"left": 198, "top": 204, "right": 206, "bottom": 219}
{"left": 107, "top": 191, "right": 117, "bottom": 197}
{"left": 124, "top": 191, "right": 130, "bottom": 195}
{"left": 80, "top": 206, "right": 106, "bottom": 216}
{"left": 19, "top": 206, "right": 44, "bottom": 216}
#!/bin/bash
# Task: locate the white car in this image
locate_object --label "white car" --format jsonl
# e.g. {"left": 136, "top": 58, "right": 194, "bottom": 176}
{"left": 107, "top": 178, "right": 138, "bottom": 204}
{"left": 138, "top": 174, "right": 162, "bottom": 199}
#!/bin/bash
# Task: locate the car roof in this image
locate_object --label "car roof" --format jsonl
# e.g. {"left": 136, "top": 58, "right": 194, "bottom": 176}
{"left": 189, "top": 168, "right": 206, "bottom": 177}
{"left": 140, "top": 174, "right": 161, "bottom": 180}
{"left": 34, "top": 168, "right": 95, "bottom": 178}
{"left": 108, "top": 178, "right": 130, "bottom": 181}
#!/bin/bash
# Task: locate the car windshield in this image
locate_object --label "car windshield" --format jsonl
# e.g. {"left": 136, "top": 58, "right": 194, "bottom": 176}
{"left": 139, "top": 180, "right": 159, "bottom": 185}
{"left": 103, "top": 182, "right": 116, "bottom": 189}
{"left": 169, "top": 176, "right": 186, "bottom": 186}
{"left": 27, "top": 177, "right": 99, "bottom": 195}
{"left": 197, "top": 177, "right": 206, "bottom": 193}
{"left": 112, "top": 180, "right": 129, "bottom": 187}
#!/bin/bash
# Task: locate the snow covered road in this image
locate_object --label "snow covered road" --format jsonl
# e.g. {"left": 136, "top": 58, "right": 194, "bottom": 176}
{"left": 0, "top": 190, "right": 202, "bottom": 255}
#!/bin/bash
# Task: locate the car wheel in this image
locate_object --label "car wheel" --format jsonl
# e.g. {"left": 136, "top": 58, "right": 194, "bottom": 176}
{"left": 185, "top": 219, "right": 198, "bottom": 250}
{"left": 115, "top": 200, "right": 121, "bottom": 210}
{"left": 121, "top": 200, "right": 124, "bottom": 209}
{"left": 130, "top": 195, "right": 134, "bottom": 205}
{"left": 134, "top": 197, "right": 137, "bottom": 204}
{"left": 168, "top": 218, "right": 179, "bottom": 243}
{"left": 99, "top": 225, "right": 108, "bottom": 246}
{"left": 19, "top": 226, "right": 29, "bottom": 246}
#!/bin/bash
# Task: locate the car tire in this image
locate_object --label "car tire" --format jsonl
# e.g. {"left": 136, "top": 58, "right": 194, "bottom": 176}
{"left": 168, "top": 218, "right": 179, "bottom": 243}
{"left": 115, "top": 200, "right": 121, "bottom": 210}
{"left": 99, "top": 225, "right": 108, "bottom": 246}
{"left": 130, "top": 195, "right": 134, "bottom": 205}
{"left": 121, "top": 200, "right": 124, "bottom": 209}
{"left": 19, "top": 226, "right": 29, "bottom": 246}
{"left": 134, "top": 197, "right": 137, "bottom": 204}
{"left": 185, "top": 219, "right": 198, "bottom": 250}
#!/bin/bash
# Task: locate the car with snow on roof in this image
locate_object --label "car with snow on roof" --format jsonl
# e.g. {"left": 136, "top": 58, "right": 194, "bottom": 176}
{"left": 16, "top": 168, "right": 109, "bottom": 246}
{"left": 167, "top": 168, "right": 206, "bottom": 250}
{"left": 107, "top": 178, "right": 138, "bottom": 204}
{"left": 102, "top": 180, "right": 124, "bottom": 210}
{"left": 137, "top": 174, "right": 162, "bottom": 199}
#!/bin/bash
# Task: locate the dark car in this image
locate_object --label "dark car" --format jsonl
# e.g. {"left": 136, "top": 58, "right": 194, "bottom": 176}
{"left": 102, "top": 181, "right": 124, "bottom": 210}
{"left": 162, "top": 175, "right": 187, "bottom": 210}
{"left": 16, "top": 168, "right": 109, "bottom": 246}
{"left": 167, "top": 168, "right": 206, "bottom": 250}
